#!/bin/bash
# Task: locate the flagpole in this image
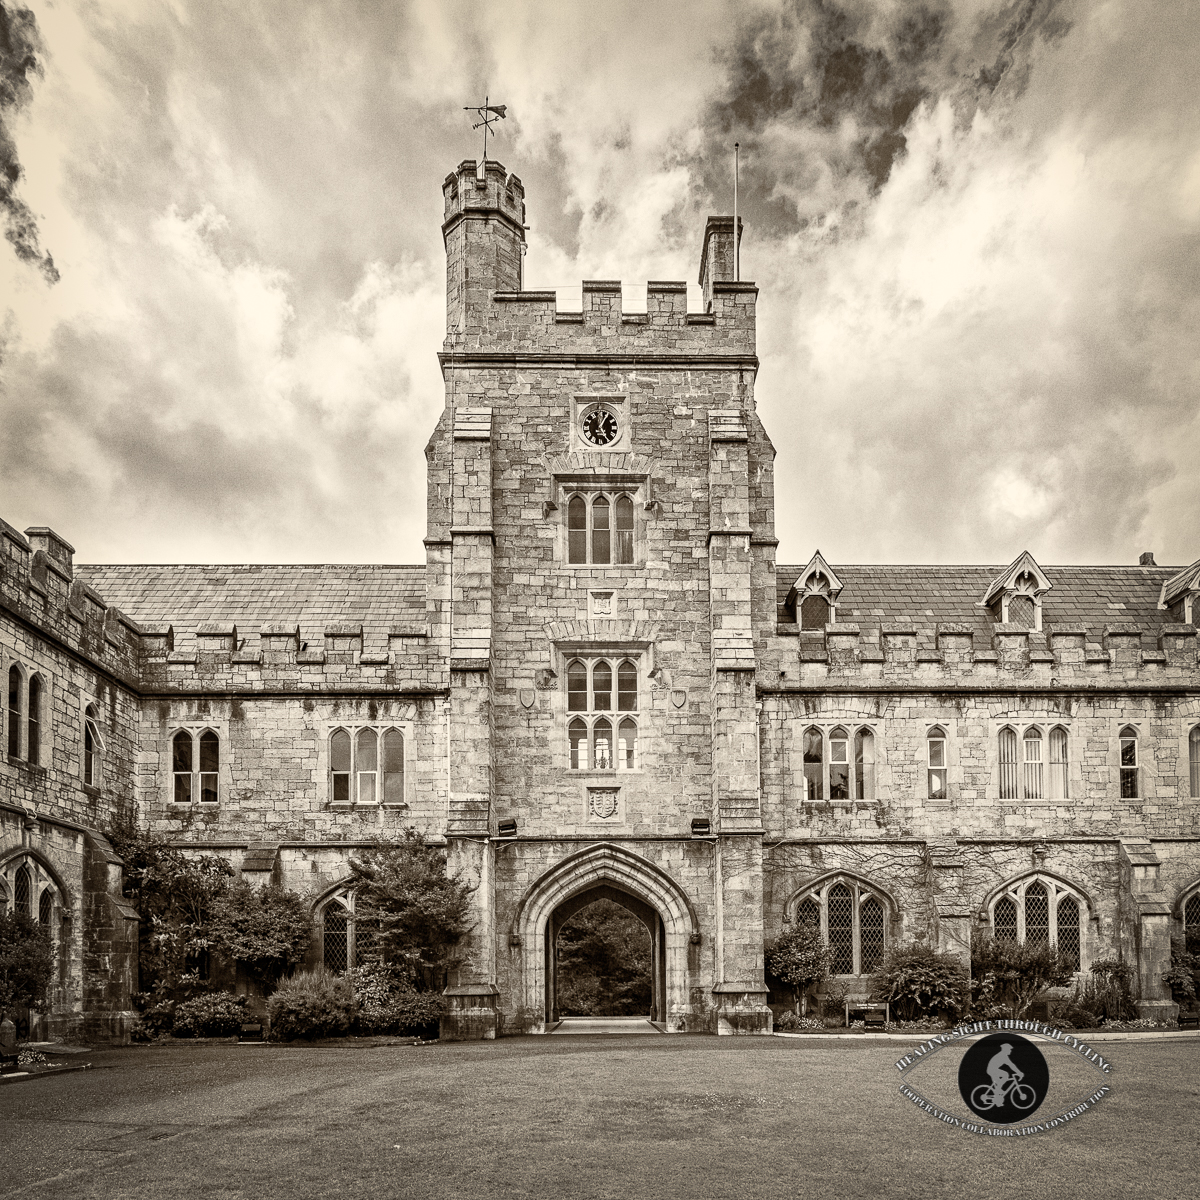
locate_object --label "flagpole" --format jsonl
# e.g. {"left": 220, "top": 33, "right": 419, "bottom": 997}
{"left": 734, "top": 142, "right": 740, "bottom": 282}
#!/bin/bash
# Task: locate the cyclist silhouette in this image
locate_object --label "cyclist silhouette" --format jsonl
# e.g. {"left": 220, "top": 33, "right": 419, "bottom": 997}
{"left": 970, "top": 1042, "right": 1036, "bottom": 1111}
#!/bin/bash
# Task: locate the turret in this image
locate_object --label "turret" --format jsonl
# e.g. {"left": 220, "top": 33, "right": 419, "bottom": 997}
{"left": 698, "top": 216, "right": 743, "bottom": 311}
{"left": 442, "top": 159, "right": 526, "bottom": 337}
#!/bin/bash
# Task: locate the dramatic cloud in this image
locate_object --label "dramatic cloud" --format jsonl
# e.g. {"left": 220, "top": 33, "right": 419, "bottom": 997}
{"left": 0, "top": 0, "right": 1196, "bottom": 567}
{"left": 0, "top": 2, "right": 57, "bottom": 282}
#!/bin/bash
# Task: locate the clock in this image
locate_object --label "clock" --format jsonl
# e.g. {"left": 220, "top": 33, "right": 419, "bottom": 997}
{"left": 581, "top": 406, "right": 620, "bottom": 447}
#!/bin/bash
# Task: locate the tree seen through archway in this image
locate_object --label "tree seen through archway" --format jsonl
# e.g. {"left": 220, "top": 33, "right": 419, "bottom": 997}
{"left": 555, "top": 899, "right": 652, "bottom": 1016}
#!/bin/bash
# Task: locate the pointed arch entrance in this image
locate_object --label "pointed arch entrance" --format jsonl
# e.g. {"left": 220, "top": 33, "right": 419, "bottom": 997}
{"left": 512, "top": 843, "right": 698, "bottom": 1033}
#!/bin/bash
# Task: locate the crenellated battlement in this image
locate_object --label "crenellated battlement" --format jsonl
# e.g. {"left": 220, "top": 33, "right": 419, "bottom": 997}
{"left": 764, "top": 620, "right": 1200, "bottom": 689}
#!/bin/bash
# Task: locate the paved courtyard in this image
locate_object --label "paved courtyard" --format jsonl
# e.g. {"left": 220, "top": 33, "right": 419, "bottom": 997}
{"left": 1, "top": 1035, "right": 1196, "bottom": 1199}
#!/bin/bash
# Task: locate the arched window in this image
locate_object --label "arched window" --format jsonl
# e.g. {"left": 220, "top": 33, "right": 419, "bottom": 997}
{"left": 566, "top": 660, "right": 639, "bottom": 771}
{"left": 792, "top": 878, "right": 890, "bottom": 976}
{"left": 614, "top": 495, "right": 635, "bottom": 564}
{"left": 799, "top": 594, "right": 830, "bottom": 630}
{"left": 990, "top": 875, "right": 1086, "bottom": 970}
{"left": 1119, "top": 726, "right": 1139, "bottom": 798}
{"left": 617, "top": 660, "right": 637, "bottom": 711}
{"left": 1186, "top": 893, "right": 1200, "bottom": 940}
{"left": 6, "top": 665, "right": 19, "bottom": 758}
{"left": 356, "top": 728, "right": 378, "bottom": 804}
{"left": 854, "top": 728, "right": 875, "bottom": 801}
{"left": 999, "top": 726, "right": 1018, "bottom": 799}
{"left": 829, "top": 727, "right": 850, "bottom": 800}
{"left": 172, "top": 730, "right": 193, "bottom": 803}
{"left": 14, "top": 865, "right": 32, "bottom": 919}
{"left": 330, "top": 729, "right": 351, "bottom": 803}
{"left": 39, "top": 888, "right": 53, "bottom": 926}
{"left": 591, "top": 495, "right": 610, "bottom": 564}
{"left": 27, "top": 675, "right": 42, "bottom": 766}
{"left": 567, "top": 495, "right": 587, "bottom": 563}
{"left": 1049, "top": 726, "right": 1069, "bottom": 799}
{"left": 1023, "top": 727, "right": 1043, "bottom": 800}
{"left": 1008, "top": 594, "right": 1036, "bottom": 629}
{"left": 927, "top": 727, "right": 947, "bottom": 800}
{"left": 322, "top": 902, "right": 349, "bottom": 973}
{"left": 199, "top": 730, "right": 220, "bottom": 803}
{"left": 383, "top": 729, "right": 405, "bottom": 804}
{"left": 84, "top": 703, "right": 103, "bottom": 787}
{"left": 1190, "top": 726, "right": 1200, "bottom": 799}
{"left": 802, "top": 726, "right": 823, "bottom": 800}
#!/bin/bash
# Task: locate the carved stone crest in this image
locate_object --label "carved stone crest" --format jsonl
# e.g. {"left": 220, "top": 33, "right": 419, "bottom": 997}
{"left": 670, "top": 688, "right": 687, "bottom": 709}
{"left": 519, "top": 688, "right": 536, "bottom": 709}
{"left": 588, "top": 787, "right": 620, "bottom": 820}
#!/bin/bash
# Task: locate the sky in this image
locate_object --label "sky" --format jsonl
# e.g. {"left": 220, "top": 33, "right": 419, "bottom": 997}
{"left": 0, "top": 0, "right": 1197, "bottom": 568}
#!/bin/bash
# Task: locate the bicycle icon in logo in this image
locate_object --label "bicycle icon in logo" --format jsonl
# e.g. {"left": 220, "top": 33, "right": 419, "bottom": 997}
{"left": 959, "top": 1032, "right": 1049, "bottom": 1123}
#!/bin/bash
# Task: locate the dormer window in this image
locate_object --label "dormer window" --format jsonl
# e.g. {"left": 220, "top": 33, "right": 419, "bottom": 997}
{"left": 1159, "top": 557, "right": 1200, "bottom": 626}
{"left": 978, "top": 551, "right": 1052, "bottom": 631}
{"left": 787, "top": 551, "right": 844, "bottom": 630}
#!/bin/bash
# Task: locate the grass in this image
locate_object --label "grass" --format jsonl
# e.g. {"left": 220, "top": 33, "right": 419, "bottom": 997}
{"left": 1, "top": 1034, "right": 1196, "bottom": 1199}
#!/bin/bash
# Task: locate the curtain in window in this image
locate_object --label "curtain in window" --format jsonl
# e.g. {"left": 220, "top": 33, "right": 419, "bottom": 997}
{"left": 827, "top": 884, "right": 854, "bottom": 974}
{"left": 1023, "top": 727, "right": 1043, "bottom": 799}
{"left": 829, "top": 728, "right": 849, "bottom": 800}
{"left": 1119, "top": 727, "right": 1138, "bottom": 798}
{"left": 172, "top": 731, "right": 193, "bottom": 803}
{"left": 999, "top": 727, "right": 1018, "bottom": 799}
{"left": 1057, "top": 897, "right": 1081, "bottom": 970}
{"left": 1049, "top": 727, "right": 1069, "bottom": 799}
{"left": 854, "top": 728, "right": 875, "bottom": 801}
{"left": 803, "top": 727, "right": 823, "bottom": 800}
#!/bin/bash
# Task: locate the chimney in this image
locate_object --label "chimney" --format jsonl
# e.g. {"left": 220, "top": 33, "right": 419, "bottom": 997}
{"left": 698, "top": 216, "right": 743, "bottom": 312}
{"left": 1139, "top": 552, "right": 1157, "bottom": 567}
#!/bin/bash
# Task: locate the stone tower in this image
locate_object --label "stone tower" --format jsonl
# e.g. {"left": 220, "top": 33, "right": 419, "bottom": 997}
{"left": 431, "top": 157, "right": 776, "bottom": 1037}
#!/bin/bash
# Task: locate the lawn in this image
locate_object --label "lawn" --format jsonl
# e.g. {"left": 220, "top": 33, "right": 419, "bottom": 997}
{"left": 1, "top": 1034, "right": 1196, "bottom": 1199}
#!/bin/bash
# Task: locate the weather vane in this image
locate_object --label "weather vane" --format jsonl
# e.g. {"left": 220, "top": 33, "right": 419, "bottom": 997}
{"left": 464, "top": 97, "right": 507, "bottom": 164}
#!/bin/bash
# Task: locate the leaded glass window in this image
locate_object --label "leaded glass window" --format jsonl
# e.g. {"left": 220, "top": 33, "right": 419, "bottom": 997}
{"left": 322, "top": 905, "right": 348, "bottom": 973}
{"left": 39, "top": 889, "right": 52, "bottom": 926}
{"left": 994, "top": 896, "right": 1018, "bottom": 942}
{"left": 795, "top": 897, "right": 819, "bottom": 929}
{"left": 1057, "top": 897, "right": 1081, "bottom": 970}
{"left": 827, "top": 884, "right": 854, "bottom": 974}
{"left": 1024, "top": 883, "right": 1049, "bottom": 946}
{"left": 1185, "top": 893, "right": 1200, "bottom": 938}
{"left": 800, "top": 595, "right": 830, "bottom": 630}
{"left": 860, "top": 896, "right": 885, "bottom": 972}
{"left": 14, "top": 865, "right": 32, "bottom": 919}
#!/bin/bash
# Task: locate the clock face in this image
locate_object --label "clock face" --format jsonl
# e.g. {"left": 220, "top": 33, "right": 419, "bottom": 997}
{"left": 581, "top": 407, "right": 620, "bottom": 446}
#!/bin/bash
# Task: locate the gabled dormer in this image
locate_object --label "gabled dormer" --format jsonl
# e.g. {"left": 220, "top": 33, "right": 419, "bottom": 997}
{"left": 786, "top": 551, "right": 844, "bottom": 630}
{"left": 978, "top": 551, "right": 1052, "bottom": 631}
{"left": 1159, "top": 557, "right": 1200, "bottom": 625}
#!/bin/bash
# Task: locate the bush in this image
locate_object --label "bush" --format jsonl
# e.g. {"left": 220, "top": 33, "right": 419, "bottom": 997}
{"left": 1163, "top": 933, "right": 1200, "bottom": 1005}
{"left": 348, "top": 962, "right": 444, "bottom": 1035}
{"left": 765, "top": 923, "right": 833, "bottom": 1012}
{"left": 1048, "top": 999, "right": 1099, "bottom": 1030}
{"left": 869, "top": 941, "right": 969, "bottom": 1021}
{"left": 0, "top": 909, "right": 53, "bottom": 1020}
{"left": 206, "top": 880, "right": 312, "bottom": 989}
{"left": 970, "top": 931, "right": 1075, "bottom": 1018}
{"left": 267, "top": 971, "right": 356, "bottom": 1041}
{"left": 1077, "top": 959, "right": 1135, "bottom": 1022}
{"left": 172, "top": 992, "right": 248, "bottom": 1038}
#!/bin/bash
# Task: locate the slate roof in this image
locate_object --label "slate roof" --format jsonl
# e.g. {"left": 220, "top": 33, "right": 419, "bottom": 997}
{"left": 76, "top": 564, "right": 426, "bottom": 653}
{"left": 776, "top": 564, "right": 1185, "bottom": 647}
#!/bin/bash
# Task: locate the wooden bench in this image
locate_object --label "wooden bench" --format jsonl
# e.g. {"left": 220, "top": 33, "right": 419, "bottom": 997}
{"left": 846, "top": 1003, "right": 890, "bottom": 1028}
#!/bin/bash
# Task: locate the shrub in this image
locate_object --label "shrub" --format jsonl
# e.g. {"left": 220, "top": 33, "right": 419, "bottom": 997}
{"left": 0, "top": 909, "right": 53, "bottom": 1019}
{"left": 1163, "top": 934, "right": 1200, "bottom": 1005}
{"left": 206, "top": 880, "right": 312, "bottom": 989}
{"left": 267, "top": 970, "right": 356, "bottom": 1041}
{"left": 348, "top": 832, "right": 474, "bottom": 989}
{"left": 764, "top": 923, "right": 833, "bottom": 1012}
{"left": 970, "top": 931, "right": 1075, "bottom": 1018}
{"left": 869, "top": 941, "right": 969, "bottom": 1021}
{"left": 1077, "top": 959, "right": 1135, "bottom": 1022}
{"left": 172, "top": 992, "right": 248, "bottom": 1038}
{"left": 1048, "top": 999, "right": 1099, "bottom": 1030}
{"left": 348, "top": 962, "right": 444, "bottom": 1035}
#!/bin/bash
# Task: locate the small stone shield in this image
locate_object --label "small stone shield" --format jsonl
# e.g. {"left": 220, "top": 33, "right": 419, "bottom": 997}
{"left": 670, "top": 689, "right": 687, "bottom": 709}
{"left": 519, "top": 688, "right": 536, "bottom": 709}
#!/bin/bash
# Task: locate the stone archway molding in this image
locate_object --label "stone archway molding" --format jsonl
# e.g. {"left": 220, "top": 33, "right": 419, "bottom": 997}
{"left": 0, "top": 845, "right": 75, "bottom": 909}
{"left": 512, "top": 842, "right": 699, "bottom": 1033}
{"left": 782, "top": 869, "right": 899, "bottom": 924}
{"left": 980, "top": 868, "right": 1097, "bottom": 919}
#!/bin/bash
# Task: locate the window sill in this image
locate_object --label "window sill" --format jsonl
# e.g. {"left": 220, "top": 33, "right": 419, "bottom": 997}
{"left": 568, "top": 770, "right": 643, "bottom": 777}
{"left": 328, "top": 803, "right": 410, "bottom": 810}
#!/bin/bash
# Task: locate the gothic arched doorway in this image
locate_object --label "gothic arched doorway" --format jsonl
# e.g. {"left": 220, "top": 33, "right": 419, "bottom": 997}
{"left": 546, "top": 884, "right": 665, "bottom": 1023}
{"left": 512, "top": 843, "right": 698, "bottom": 1033}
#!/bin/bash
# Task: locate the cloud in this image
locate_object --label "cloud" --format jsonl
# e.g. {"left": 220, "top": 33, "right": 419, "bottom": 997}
{"left": 0, "top": 0, "right": 1196, "bottom": 569}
